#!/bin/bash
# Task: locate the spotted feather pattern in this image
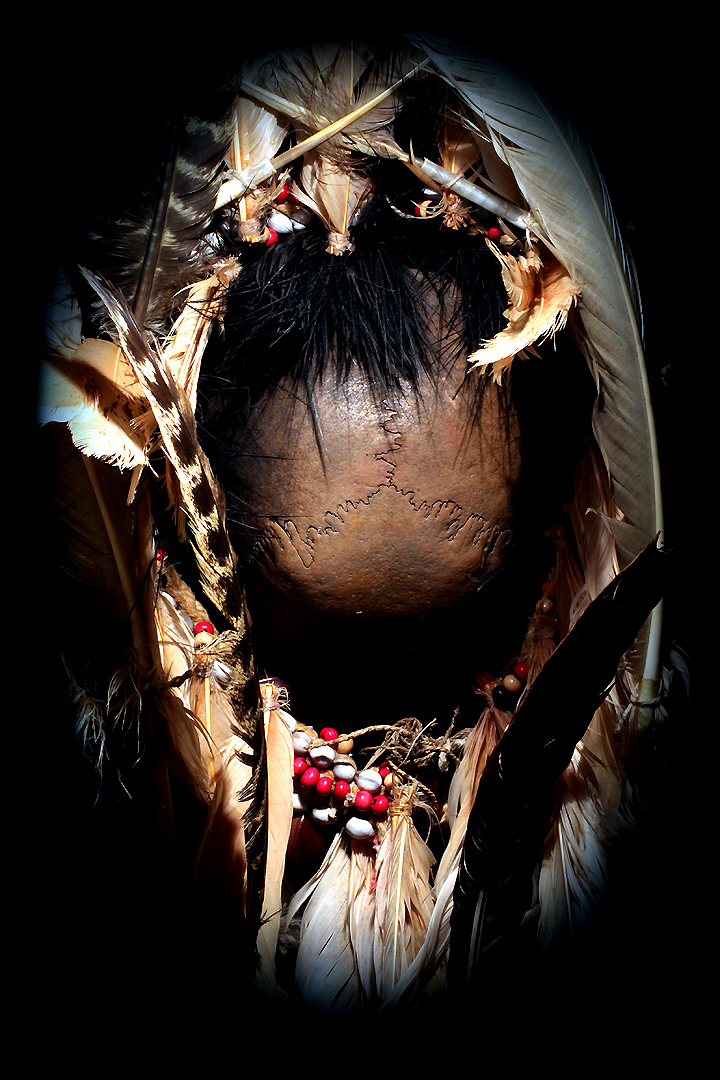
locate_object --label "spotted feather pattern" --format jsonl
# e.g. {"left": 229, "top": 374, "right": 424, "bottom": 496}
{"left": 80, "top": 267, "right": 266, "bottom": 880}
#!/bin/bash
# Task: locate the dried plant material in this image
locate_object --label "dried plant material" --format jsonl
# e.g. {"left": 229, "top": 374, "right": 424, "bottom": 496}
{"left": 372, "top": 785, "right": 438, "bottom": 1002}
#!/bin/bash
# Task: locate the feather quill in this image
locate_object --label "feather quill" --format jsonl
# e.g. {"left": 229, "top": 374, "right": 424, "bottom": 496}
{"left": 414, "top": 34, "right": 663, "bottom": 694}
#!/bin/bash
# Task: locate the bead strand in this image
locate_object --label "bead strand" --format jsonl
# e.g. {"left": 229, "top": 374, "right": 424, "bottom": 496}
{"left": 489, "top": 575, "right": 557, "bottom": 711}
{"left": 289, "top": 720, "right": 394, "bottom": 839}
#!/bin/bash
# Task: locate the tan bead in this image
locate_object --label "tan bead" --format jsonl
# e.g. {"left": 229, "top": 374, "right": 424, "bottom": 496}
{"left": 336, "top": 739, "right": 354, "bottom": 755}
{"left": 383, "top": 773, "right": 394, "bottom": 791}
{"left": 536, "top": 596, "right": 555, "bottom": 615}
{"left": 503, "top": 674, "right": 522, "bottom": 693}
{"left": 194, "top": 631, "right": 215, "bottom": 647}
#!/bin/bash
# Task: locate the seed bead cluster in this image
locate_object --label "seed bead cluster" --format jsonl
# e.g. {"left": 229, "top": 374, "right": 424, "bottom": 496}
{"left": 291, "top": 725, "right": 394, "bottom": 841}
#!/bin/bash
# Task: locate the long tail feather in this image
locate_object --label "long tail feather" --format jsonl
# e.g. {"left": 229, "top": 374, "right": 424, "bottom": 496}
{"left": 448, "top": 539, "right": 671, "bottom": 992}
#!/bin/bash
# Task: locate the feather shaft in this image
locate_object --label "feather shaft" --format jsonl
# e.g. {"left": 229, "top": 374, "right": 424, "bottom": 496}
{"left": 410, "top": 156, "right": 533, "bottom": 228}
{"left": 215, "top": 61, "right": 431, "bottom": 210}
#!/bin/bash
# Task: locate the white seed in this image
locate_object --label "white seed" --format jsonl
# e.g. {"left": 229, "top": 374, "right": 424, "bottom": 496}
{"left": 309, "top": 744, "right": 335, "bottom": 768}
{"left": 278, "top": 709, "right": 297, "bottom": 733}
{"left": 311, "top": 806, "right": 336, "bottom": 824}
{"left": 333, "top": 761, "right": 356, "bottom": 781}
{"left": 356, "top": 769, "right": 382, "bottom": 793}
{"left": 293, "top": 732, "right": 312, "bottom": 754}
{"left": 344, "top": 816, "right": 375, "bottom": 840}
{"left": 292, "top": 792, "right": 308, "bottom": 812}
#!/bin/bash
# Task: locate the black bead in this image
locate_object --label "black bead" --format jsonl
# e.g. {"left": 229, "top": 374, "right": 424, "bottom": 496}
{"left": 492, "top": 684, "right": 517, "bottom": 711}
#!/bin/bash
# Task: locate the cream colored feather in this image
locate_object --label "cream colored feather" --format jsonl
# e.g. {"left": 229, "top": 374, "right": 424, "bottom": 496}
{"left": 40, "top": 274, "right": 155, "bottom": 471}
{"left": 537, "top": 769, "right": 615, "bottom": 951}
{"left": 377, "top": 854, "right": 458, "bottom": 1015}
{"left": 468, "top": 243, "right": 583, "bottom": 380}
{"left": 372, "top": 794, "right": 437, "bottom": 1002}
{"left": 255, "top": 692, "right": 295, "bottom": 996}
{"left": 414, "top": 34, "right": 663, "bottom": 698}
{"left": 193, "top": 733, "right": 255, "bottom": 926}
{"left": 254, "top": 42, "right": 415, "bottom": 162}
{"left": 290, "top": 833, "right": 362, "bottom": 1014}
{"left": 153, "top": 585, "right": 214, "bottom": 802}
{"left": 347, "top": 836, "right": 378, "bottom": 1003}
{"left": 160, "top": 262, "right": 241, "bottom": 412}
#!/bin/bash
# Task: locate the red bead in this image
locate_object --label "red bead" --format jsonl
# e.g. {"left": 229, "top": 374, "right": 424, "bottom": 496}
{"left": 320, "top": 727, "right": 339, "bottom": 742}
{"left": 300, "top": 767, "right": 320, "bottom": 788}
{"left": 333, "top": 780, "right": 350, "bottom": 799}
{"left": 293, "top": 757, "right": 308, "bottom": 777}
{"left": 194, "top": 620, "right": 214, "bottom": 636}
{"left": 354, "top": 790, "right": 373, "bottom": 811}
{"left": 378, "top": 763, "right": 390, "bottom": 778}
{"left": 371, "top": 795, "right": 389, "bottom": 815}
{"left": 265, "top": 228, "right": 278, "bottom": 246}
{"left": 275, "top": 183, "right": 289, "bottom": 203}
{"left": 155, "top": 549, "right": 165, "bottom": 562}
{"left": 488, "top": 226, "right": 502, "bottom": 238}
{"left": 513, "top": 662, "right": 529, "bottom": 682}
{"left": 316, "top": 775, "right": 333, "bottom": 796}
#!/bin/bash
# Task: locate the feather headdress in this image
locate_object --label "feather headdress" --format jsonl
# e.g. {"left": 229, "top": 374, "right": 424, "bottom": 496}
{"left": 41, "top": 34, "right": 673, "bottom": 1015}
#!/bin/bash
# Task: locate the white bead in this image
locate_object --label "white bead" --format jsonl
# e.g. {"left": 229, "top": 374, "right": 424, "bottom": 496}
{"left": 278, "top": 709, "right": 297, "bottom": 733}
{"left": 292, "top": 792, "right": 308, "bottom": 812}
{"left": 309, "top": 744, "right": 335, "bottom": 768}
{"left": 356, "top": 769, "right": 382, "bottom": 793}
{"left": 293, "top": 732, "right": 312, "bottom": 754}
{"left": 266, "top": 211, "right": 295, "bottom": 233}
{"left": 311, "top": 806, "right": 336, "bottom": 824}
{"left": 333, "top": 762, "right": 356, "bottom": 782}
{"left": 344, "top": 816, "right": 375, "bottom": 840}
